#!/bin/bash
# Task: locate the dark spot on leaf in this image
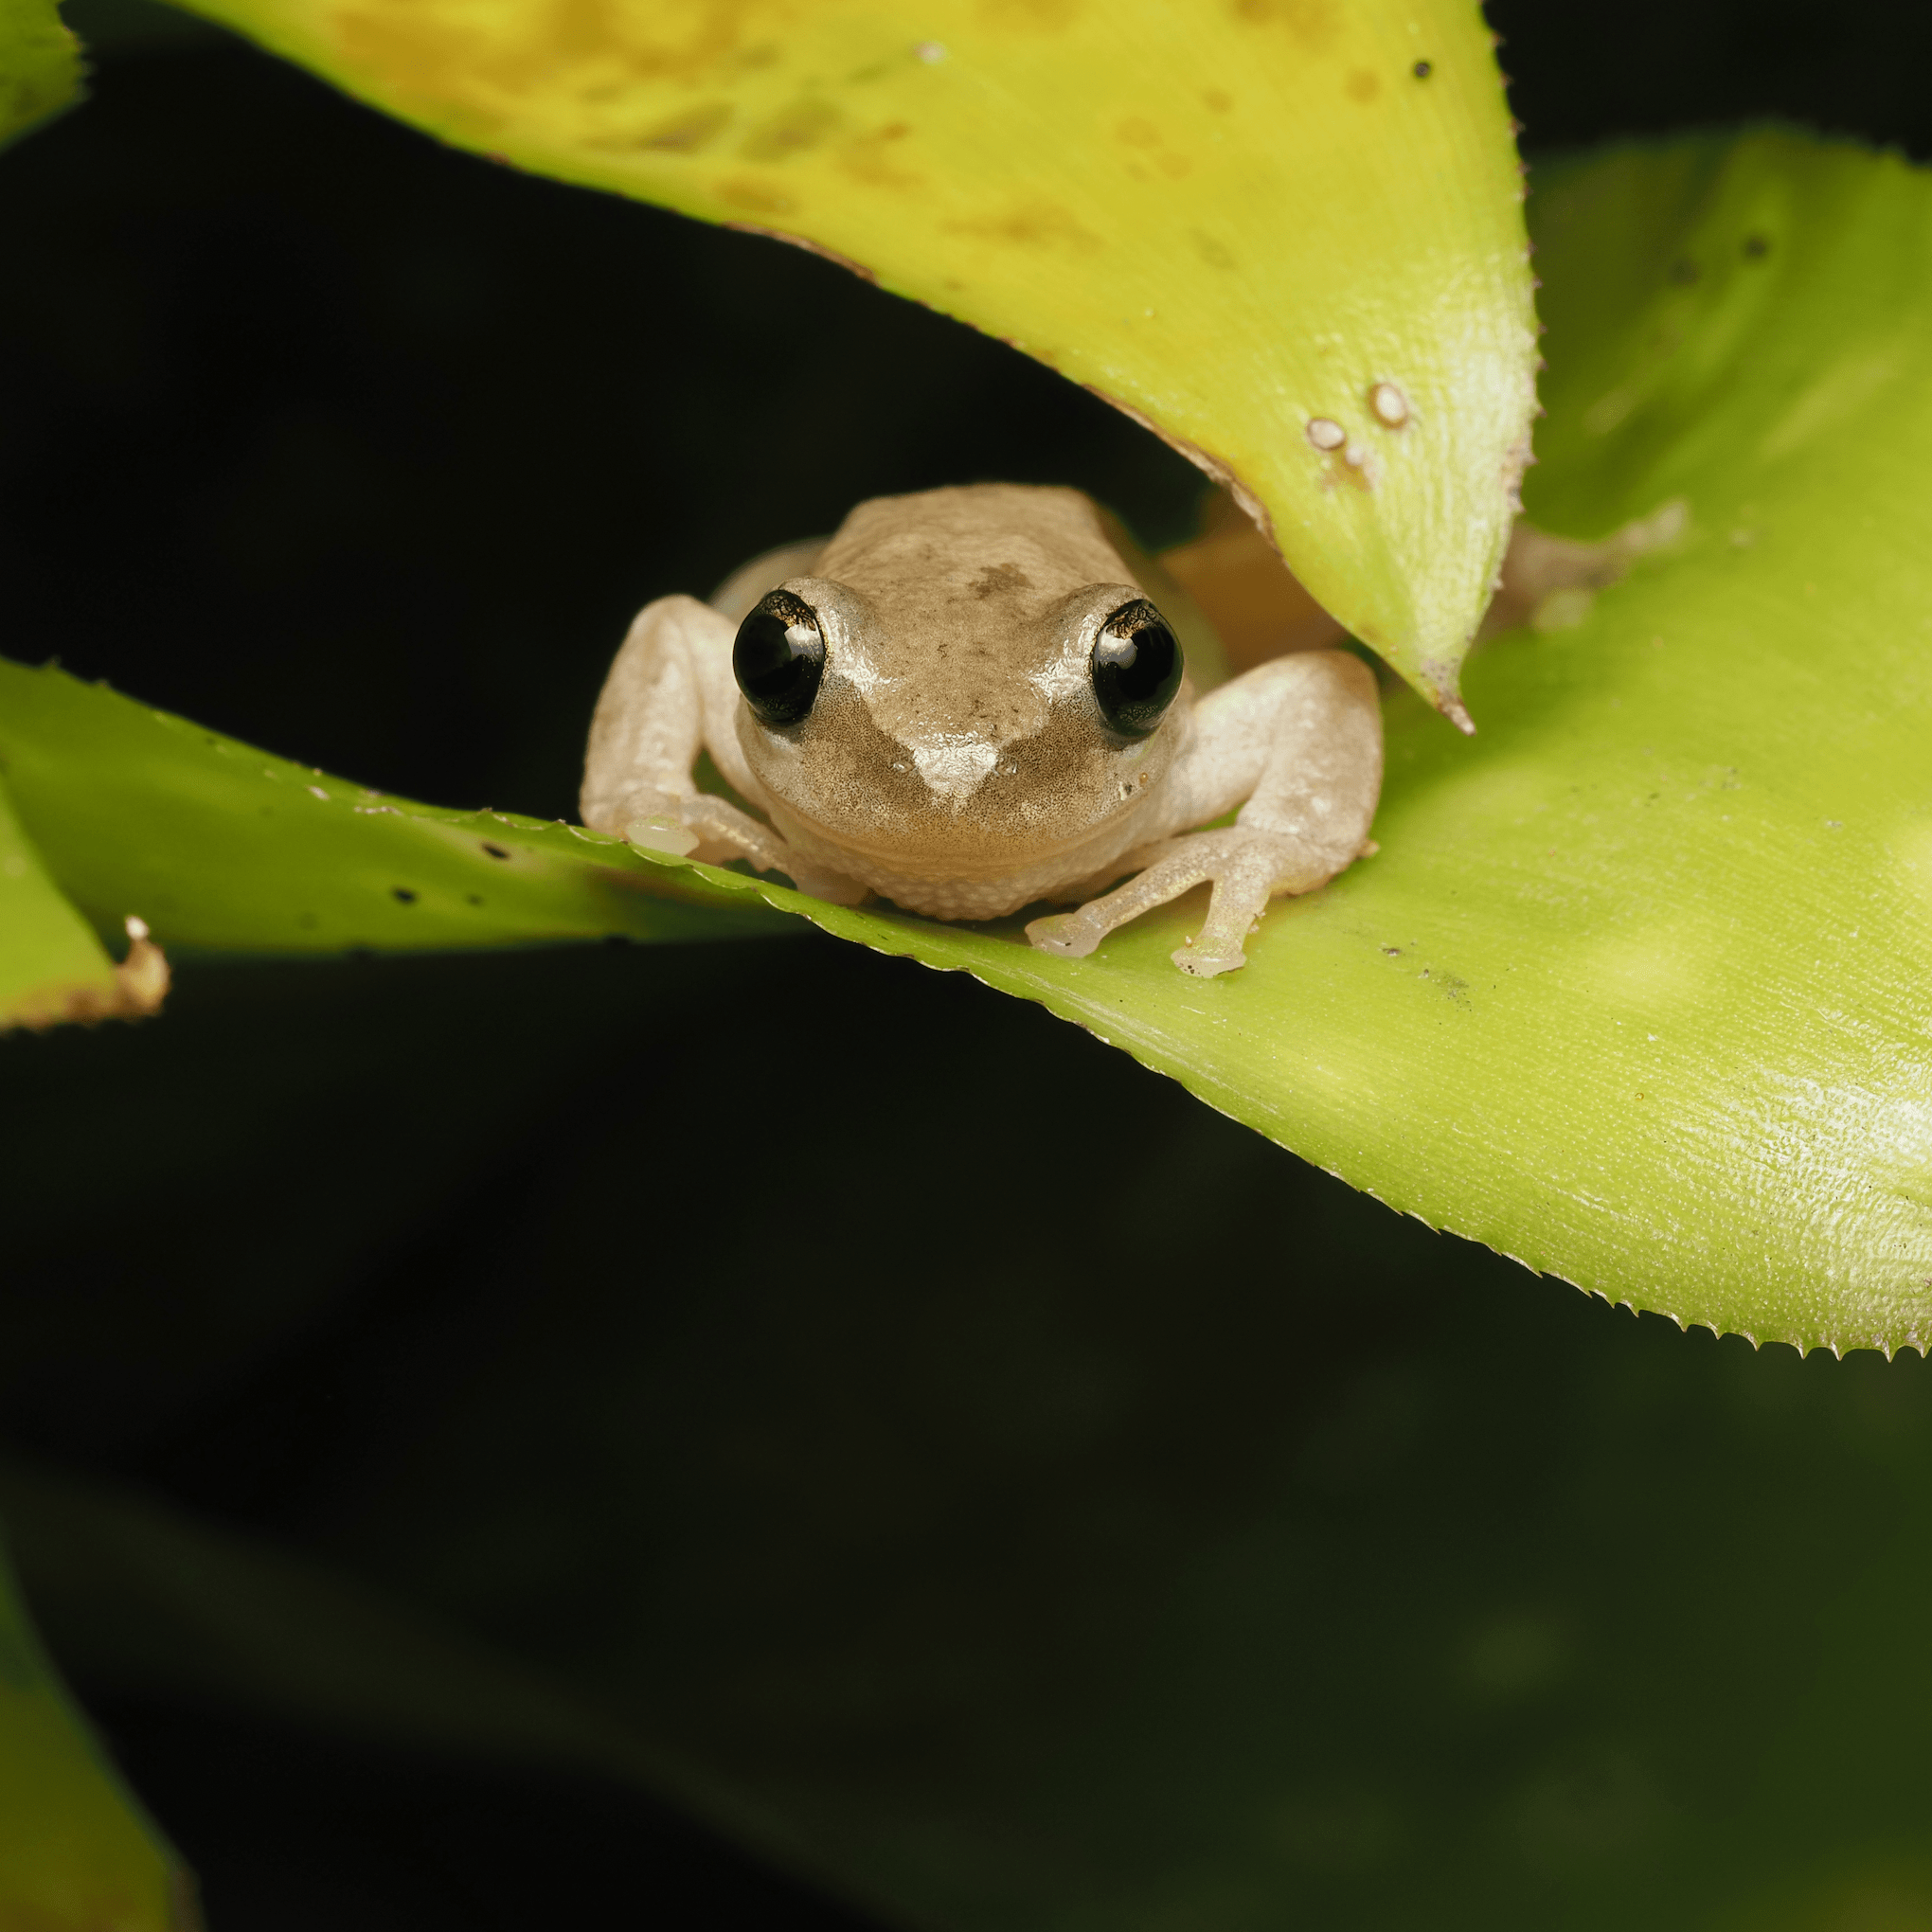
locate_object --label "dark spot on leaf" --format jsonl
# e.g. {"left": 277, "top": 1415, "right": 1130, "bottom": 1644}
{"left": 740, "top": 98, "right": 841, "bottom": 164}
{"left": 617, "top": 101, "right": 732, "bottom": 154}
{"left": 392, "top": 887, "right": 417, "bottom": 903}
{"left": 466, "top": 894, "right": 483, "bottom": 906}
{"left": 1382, "top": 945, "right": 1403, "bottom": 956}
{"left": 482, "top": 842, "right": 510, "bottom": 859}
{"left": 1743, "top": 232, "right": 1771, "bottom": 259}
{"left": 1412, "top": 58, "right": 1431, "bottom": 78}
{"left": 1669, "top": 258, "right": 1699, "bottom": 285}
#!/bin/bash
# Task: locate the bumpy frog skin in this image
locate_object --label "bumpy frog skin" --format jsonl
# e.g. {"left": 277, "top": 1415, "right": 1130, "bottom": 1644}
{"left": 581, "top": 484, "right": 1382, "bottom": 977}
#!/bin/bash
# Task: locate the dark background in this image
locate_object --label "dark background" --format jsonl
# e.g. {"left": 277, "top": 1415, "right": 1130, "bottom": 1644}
{"left": 5, "top": 2, "right": 1932, "bottom": 1926}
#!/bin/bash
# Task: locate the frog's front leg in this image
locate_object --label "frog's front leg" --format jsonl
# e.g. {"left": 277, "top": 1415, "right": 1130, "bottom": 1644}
{"left": 1027, "top": 650, "right": 1382, "bottom": 977}
{"left": 580, "top": 595, "right": 867, "bottom": 903}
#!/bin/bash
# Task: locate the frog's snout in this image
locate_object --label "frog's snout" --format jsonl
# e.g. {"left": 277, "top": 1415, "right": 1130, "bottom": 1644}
{"left": 906, "top": 733, "right": 1001, "bottom": 806}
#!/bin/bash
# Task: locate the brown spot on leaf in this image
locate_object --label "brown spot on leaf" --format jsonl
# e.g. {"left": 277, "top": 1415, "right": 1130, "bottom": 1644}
{"left": 740, "top": 98, "right": 840, "bottom": 162}
{"left": 335, "top": 0, "right": 777, "bottom": 106}
{"left": 942, "top": 201, "right": 1101, "bottom": 254}
{"left": 587, "top": 100, "right": 733, "bottom": 152}
{"left": 1230, "top": 0, "right": 1337, "bottom": 47}
{"left": 1346, "top": 66, "right": 1381, "bottom": 102}
{"left": 839, "top": 120, "right": 921, "bottom": 188}
{"left": 718, "top": 176, "right": 796, "bottom": 215}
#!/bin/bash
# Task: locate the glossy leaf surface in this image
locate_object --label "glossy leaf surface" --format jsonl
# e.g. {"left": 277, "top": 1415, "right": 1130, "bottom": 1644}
{"left": 147, "top": 0, "right": 1536, "bottom": 715}
{"left": 660, "top": 128, "right": 1932, "bottom": 1357}
{"left": 0, "top": 1534, "right": 193, "bottom": 1929}
{"left": 5, "top": 131, "right": 1928, "bottom": 1355}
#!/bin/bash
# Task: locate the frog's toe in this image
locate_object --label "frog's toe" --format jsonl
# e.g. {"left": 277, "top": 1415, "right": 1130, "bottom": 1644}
{"left": 625, "top": 814, "right": 702, "bottom": 858}
{"left": 781, "top": 860, "right": 869, "bottom": 906}
{"left": 1025, "top": 908, "right": 1104, "bottom": 958}
{"left": 1172, "top": 937, "right": 1248, "bottom": 977}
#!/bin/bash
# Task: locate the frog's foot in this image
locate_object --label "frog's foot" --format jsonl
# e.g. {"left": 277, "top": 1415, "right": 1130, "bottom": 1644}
{"left": 1026, "top": 826, "right": 1351, "bottom": 977}
{"left": 626, "top": 794, "right": 868, "bottom": 906}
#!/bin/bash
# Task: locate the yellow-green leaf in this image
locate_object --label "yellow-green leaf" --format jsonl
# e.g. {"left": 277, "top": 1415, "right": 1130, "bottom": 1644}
{"left": 9, "top": 129, "right": 1924, "bottom": 1356}
{"left": 0, "top": 656, "right": 793, "bottom": 956}
{"left": 0, "top": 772, "right": 154, "bottom": 1032}
{"left": 0, "top": 1533, "right": 196, "bottom": 1931}
{"left": 0, "top": 0, "right": 81, "bottom": 150}
{"left": 151, "top": 0, "right": 1537, "bottom": 720}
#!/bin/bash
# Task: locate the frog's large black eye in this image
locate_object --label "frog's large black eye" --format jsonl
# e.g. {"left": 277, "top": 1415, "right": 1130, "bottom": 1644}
{"left": 1089, "top": 599, "right": 1183, "bottom": 739}
{"left": 734, "top": 589, "right": 826, "bottom": 728}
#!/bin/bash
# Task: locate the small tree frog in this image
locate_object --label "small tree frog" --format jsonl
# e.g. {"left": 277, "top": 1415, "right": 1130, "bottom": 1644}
{"left": 581, "top": 484, "right": 1382, "bottom": 976}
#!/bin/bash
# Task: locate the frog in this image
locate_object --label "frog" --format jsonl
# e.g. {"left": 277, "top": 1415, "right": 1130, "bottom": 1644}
{"left": 580, "top": 482, "right": 1383, "bottom": 977}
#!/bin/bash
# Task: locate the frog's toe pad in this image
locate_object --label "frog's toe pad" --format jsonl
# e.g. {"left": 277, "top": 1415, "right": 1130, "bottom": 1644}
{"left": 1172, "top": 939, "right": 1248, "bottom": 977}
{"left": 1025, "top": 910, "right": 1103, "bottom": 959}
{"left": 626, "top": 814, "right": 702, "bottom": 857}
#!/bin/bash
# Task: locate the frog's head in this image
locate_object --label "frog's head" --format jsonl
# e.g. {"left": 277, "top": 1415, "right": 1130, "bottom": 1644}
{"left": 730, "top": 486, "right": 1188, "bottom": 876}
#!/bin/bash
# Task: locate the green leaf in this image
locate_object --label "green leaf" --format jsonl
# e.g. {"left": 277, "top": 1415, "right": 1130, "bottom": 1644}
{"left": 0, "top": 770, "right": 134, "bottom": 1030}
{"left": 147, "top": 0, "right": 1535, "bottom": 716}
{"left": 0, "top": 1524, "right": 195, "bottom": 1930}
{"left": 0, "top": 0, "right": 81, "bottom": 150}
{"left": 667, "top": 126, "right": 1932, "bottom": 1358}
{"left": 0, "top": 656, "right": 793, "bottom": 954}
{"left": 8, "top": 128, "right": 1928, "bottom": 1355}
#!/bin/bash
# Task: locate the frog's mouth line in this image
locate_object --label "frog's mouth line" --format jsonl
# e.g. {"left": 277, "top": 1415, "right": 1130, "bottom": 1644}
{"left": 763, "top": 786, "right": 1162, "bottom": 886}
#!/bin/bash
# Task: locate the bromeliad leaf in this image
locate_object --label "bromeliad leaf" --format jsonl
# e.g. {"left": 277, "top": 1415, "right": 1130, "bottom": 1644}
{"left": 0, "top": 774, "right": 166, "bottom": 1030}
{"left": 3, "top": 131, "right": 1925, "bottom": 1355}
{"left": 0, "top": 0, "right": 81, "bottom": 150}
{"left": 0, "top": 1530, "right": 196, "bottom": 1930}
{"left": 137, "top": 0, "right": 1536, "bottom": 720}
{"left": 0, "top": 655, "right": 792, "bottom": 957}
{"left": 733, "top": 130, "right": 1932, "bottom": 1356}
